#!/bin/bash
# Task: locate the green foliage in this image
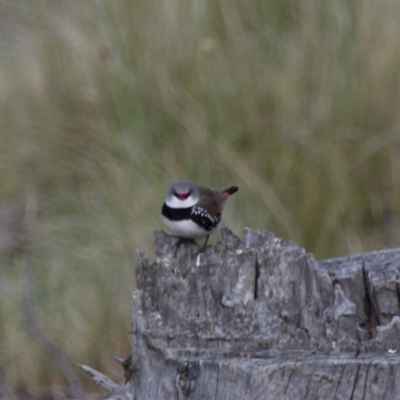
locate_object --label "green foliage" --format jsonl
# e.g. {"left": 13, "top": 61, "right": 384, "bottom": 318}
{"left": 1, "top": 0, "right": 400, "bottom": 395}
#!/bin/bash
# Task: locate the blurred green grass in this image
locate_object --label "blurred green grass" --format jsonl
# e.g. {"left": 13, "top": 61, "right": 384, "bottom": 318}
{"left": 1, "top": 0, "right": 400, "bottom": 396}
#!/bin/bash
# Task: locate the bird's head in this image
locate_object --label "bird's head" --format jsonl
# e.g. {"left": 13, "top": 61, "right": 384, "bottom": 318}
{"left": 166, "top": 179, "right": 199, "bottom": 208}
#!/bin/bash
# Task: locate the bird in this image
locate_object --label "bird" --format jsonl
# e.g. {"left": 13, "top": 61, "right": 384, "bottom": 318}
{"left": 161, "top": 179, "right": 238, "bottom": 253}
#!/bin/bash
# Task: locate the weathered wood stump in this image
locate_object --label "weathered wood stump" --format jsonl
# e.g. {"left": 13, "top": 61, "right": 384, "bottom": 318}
{"left": 83, "top": 228, "right": 400, "bottom": 399}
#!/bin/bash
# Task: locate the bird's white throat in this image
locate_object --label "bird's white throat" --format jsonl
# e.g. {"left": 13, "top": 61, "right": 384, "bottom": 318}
{"left": 165, "top": 196, "right": 198, "bottom": 209}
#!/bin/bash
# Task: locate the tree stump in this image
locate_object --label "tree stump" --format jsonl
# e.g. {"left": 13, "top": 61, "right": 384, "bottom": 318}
{"left": 83, "top": 228, "right": 400, "bottom": 399}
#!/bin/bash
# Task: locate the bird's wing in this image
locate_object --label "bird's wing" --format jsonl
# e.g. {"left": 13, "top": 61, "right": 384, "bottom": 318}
{"left": 196, "top": 187, "right": 227, "bottom": 216}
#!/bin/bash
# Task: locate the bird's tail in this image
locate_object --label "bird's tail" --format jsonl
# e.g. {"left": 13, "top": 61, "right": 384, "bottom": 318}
{"left": 222, "top": 186, "right": 239, "bottom": 196}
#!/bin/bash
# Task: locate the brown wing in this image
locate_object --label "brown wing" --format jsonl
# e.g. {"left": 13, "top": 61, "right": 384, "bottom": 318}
{"left": 195, "top": 186, "right": 228, "bottom": 216}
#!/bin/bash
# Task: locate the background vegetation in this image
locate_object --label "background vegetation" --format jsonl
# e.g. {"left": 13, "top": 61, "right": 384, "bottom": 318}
{"left": 1, "top": 0, "right": 400, "bottom": 397}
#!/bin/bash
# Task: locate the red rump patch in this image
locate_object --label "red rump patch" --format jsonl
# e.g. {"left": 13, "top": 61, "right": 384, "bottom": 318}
{"left": 222, "top": 186, "right": 239, "bottom": 196}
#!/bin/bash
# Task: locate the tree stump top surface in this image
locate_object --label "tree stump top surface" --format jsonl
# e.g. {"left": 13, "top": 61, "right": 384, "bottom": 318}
{"left": 129, "top": 228, "right": 400, "bottom": 399}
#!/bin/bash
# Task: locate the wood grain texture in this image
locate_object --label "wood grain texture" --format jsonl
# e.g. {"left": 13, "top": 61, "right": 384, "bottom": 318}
{"left": 125, "top": 228, "right": 400, "bottom": 399}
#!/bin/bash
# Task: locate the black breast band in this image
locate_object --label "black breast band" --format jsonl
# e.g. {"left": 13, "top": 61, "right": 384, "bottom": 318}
{"left": 162, "top": 203, "right": 192, "bottom": 221}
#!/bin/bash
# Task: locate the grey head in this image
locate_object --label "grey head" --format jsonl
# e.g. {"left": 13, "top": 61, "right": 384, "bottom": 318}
{"left": 165, "top": 179, "right": 200, "bottom": 206}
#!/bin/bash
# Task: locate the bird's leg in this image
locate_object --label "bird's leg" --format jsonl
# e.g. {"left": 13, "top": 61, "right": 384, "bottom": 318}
{"left": 194, "top": 235, "right": 210, "bottom": 257}
{"left": 201, "top": 235, "right": 210, "bottom": 251}
{"left": 172, "top": 237, "right": 197, "bottom": 257}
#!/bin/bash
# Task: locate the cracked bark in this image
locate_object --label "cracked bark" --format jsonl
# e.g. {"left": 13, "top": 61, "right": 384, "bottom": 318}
{"left": 85, "top": 227, "right": 400, "bottom": 399}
